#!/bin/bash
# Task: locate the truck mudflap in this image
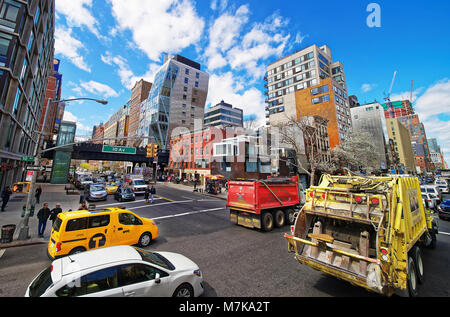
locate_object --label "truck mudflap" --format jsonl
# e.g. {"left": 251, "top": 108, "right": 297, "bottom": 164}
{"left": 285, "top": 233, "right": 389, "bottom": 295}
{"left": 230, "top": 209, "right": 261, "bottom": 229}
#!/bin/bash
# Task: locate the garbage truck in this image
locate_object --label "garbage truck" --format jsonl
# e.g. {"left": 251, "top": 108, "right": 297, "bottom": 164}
{"left": 284, "top": 174, "right": 439, "bottom": 297}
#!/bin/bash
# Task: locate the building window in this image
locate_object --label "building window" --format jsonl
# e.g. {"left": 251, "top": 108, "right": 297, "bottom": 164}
{"left": 185, "top": 68, "right": 189, "bottom": 75}
{"left": 184, "top": 77, "right": 189, "bottom": 84}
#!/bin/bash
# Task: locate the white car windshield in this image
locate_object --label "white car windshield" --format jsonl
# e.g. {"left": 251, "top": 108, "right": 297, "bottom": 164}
{"left": 133, "top": 180, "right": 146, "bottom": 185}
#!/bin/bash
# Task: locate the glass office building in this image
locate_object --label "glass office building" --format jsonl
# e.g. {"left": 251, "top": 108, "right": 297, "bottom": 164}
{"left": 139, "top": 55, "right": 209, "bottom": 150}
{"left": 0, "top": 0, "right": 55, "bottom": 189}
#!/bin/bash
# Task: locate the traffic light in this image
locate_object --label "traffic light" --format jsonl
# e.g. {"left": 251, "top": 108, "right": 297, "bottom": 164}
{"left": 146, "top": 144, "right": 153, "bottom": 158}
{"left": 152, "top": 143, "right": 159, "bottom": 158}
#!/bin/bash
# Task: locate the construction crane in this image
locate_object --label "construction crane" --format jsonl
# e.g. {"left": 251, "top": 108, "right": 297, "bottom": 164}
{"left": 384, "top": 70, "right": 397, "bottom": 119}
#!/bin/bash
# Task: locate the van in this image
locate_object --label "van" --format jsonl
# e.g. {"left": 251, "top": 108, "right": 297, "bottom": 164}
{"left": 127, "top": 178, "right": 147, "bottom": 194}
{"left": 48, "top": 208, "right": 159, "bottom": 260}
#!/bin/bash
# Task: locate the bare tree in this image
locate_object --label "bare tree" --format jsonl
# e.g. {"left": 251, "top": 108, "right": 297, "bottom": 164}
{"left": 330, "top": 131, "right": 380, "bottom": 174}
{"left": 273, "top": 115, "right": 333, "bottom": 186}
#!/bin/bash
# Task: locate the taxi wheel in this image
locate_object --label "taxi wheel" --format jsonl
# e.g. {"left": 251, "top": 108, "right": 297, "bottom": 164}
{"left": 138, "top": 232, "right": 152, "bottom": 248}
{"left": 69, "top": 247, "right": 86, "bottom": 256}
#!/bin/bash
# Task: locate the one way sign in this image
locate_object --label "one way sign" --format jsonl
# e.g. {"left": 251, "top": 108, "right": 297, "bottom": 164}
{"left": 26, "top": 166, "right": 46, "bottom": 172}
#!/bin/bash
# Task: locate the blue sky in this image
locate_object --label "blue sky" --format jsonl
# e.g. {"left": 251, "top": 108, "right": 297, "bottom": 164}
{"left": 55, "top": 0, "right": 450, "bottom": 163}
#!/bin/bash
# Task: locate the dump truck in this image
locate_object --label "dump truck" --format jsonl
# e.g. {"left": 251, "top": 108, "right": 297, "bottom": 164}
{"left": 227, "top": 176, "right": 301, "bottom": 231}
{"left": 284, "top": 174, "right": 439, "bottom": 297}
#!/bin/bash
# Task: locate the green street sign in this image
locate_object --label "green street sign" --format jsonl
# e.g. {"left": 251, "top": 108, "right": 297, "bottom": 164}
{"left": 21, "top": 156, "right": 35, "bottom": 162}
{"left": 102, "top": 145, "right": 136, "bottom": 155}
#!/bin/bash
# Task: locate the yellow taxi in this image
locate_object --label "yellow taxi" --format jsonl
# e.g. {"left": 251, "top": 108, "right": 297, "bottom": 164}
{"left": 105, "top": 182, "right": 119, "bottom": 194}
{"left": 13, "top": 182, "right": 31, "bottom": 194}
{"left": 47, "top": 208, "right": 159, "bottom": 260}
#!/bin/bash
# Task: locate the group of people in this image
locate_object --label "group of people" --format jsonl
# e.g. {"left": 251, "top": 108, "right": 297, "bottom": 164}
{"left": 144, "top": 186, "right": 156, "bottom": 204}
{"left": 36, "top": 203, "right": 63, "bottom": 238}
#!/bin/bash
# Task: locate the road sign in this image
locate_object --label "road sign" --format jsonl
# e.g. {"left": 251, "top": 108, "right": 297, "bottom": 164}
{"left": 26, "top": 166, "right": 46, "bottom": 172}
{"left": 21, "top": 156, "right": 35, "bottom": 162}
{"left": 102, "top": 145, "right": 136, "bottom": 155}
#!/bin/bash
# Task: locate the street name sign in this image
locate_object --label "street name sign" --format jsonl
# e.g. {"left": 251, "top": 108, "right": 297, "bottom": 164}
{"left": 102, "top": 145, "right": 136, "bottom": 155}
{"left": 21, "top": 156, "right": 35, "bottom": 162}
{"left": 26, "top": 166, "right": 46, "bottom": 172}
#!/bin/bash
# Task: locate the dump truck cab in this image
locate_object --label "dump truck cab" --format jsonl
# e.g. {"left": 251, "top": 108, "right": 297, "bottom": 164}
{"left": 285, "top": 174, "right": 438, "bottom": 297}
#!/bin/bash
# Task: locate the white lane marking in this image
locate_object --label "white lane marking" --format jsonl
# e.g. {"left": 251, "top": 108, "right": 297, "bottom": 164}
{"left": 439, "top": 231, "right": 450, "bottom": 236}
{"left": 96, "top": 198, "right": 162, "bottom": 208}
{"left": 152, "top": 207, "right": 226, "bottom": 220}
{"left": 127, "top": 200, "right": 193, "bottom": 210}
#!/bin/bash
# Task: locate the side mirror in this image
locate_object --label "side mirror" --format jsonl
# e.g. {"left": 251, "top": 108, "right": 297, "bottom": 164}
{"left": 155, "top": 273, "right": 161, "bottom": 284}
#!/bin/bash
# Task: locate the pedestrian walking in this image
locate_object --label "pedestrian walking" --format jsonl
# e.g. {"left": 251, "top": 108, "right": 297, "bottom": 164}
{"left": 49, "top": 203, "right": 63, "bottom": 225}
{"left": 1, "top": 186, "right": 12, "bottom": 212}
{"left": 150, "top": 186, "right": 156, "bottom": 204}
{"left": 79, "top": 201, "right": 88, "bottom": 210}
{"left": 144, "top": 187, "right": 150, "bottom": 204}
{"left": 35, "top": 186, "right": 42, "bottom": 204}
{"left": 37, "top": 203, "right": 51, "bottom": 238}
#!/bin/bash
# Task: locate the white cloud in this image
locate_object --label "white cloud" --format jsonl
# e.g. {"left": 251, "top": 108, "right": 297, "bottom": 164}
{"left": 204, "top": 8, "right": 290, "bottom": 80}
{"left": 63, "top": 111, "right": 92, "bottom": 133}
{"left": 211, "top": 0, "right": 228, "bottom": 11}
{"left": 79, "top": 81, "right": 120, "bottom": 99}
{"left": 55, "top": 0, "right": 103, "bottom": 39}
{"left": 108, "top": 0, "right": 205, "bottom": 61}
{"left": 361, "top": 83, "right": 376, "bottom": 93}
{"left": 55, "top": 27, "right": 91, "bottom": 72}
{"left": 206, "top": 72, "right": 266, "bottom": 127}
{"left": 101, "top": 52, "right": 159, "bottom": 90}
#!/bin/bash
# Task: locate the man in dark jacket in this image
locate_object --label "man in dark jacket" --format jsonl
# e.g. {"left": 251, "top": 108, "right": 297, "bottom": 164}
{"left": 150, "top": 186, "right": 156, "bottom": 204}
{"left": 1, "top": 186, "right": 12, "bottom": 211}
{"left": 49, "top": 203, "right": 63, "bottom": 225}
{"left": 37, "top": 203, "right": 51, "bottom": 238}
{"left": 35, "top": 186, "right": 42, "bottom": 204}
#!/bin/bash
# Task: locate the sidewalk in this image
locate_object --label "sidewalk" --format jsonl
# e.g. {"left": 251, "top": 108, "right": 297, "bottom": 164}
{"left": 159, "top": 181, "right": 228, "bottom": 201}
{"left": 0, "top": 183, "right": 80, "bottom": 249}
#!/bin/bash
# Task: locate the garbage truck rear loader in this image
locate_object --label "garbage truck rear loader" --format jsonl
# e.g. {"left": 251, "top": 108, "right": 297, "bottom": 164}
{"left": 285, "top": 175, "right": 438, "bottom": 297}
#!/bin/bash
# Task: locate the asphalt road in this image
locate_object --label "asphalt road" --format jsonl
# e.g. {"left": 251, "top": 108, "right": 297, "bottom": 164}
{"left": 1, "top": 185, "right": 449, "bottom": 297}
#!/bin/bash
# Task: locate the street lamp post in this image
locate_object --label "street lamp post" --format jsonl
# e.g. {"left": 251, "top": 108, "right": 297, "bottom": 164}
{"left": 17, "top": 98, "right": 107, "bottom": 241}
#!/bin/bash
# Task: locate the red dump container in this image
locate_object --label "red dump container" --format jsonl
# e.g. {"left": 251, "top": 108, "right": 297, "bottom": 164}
{"left": 227, "top": 176, "right": 301, "bottom": 232}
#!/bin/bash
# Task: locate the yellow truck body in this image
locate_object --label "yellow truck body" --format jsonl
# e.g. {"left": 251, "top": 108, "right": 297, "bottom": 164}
{"left": 285, "top": 174, "right": 438, "bottom": 296}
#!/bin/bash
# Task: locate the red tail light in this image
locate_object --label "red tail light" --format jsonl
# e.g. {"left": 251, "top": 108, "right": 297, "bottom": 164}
{"left": 355, "top": 196, "right": 363, "bottom": 203}
{"left": 56, "top": 243, "right": 62, "bottom": 252}
{"left": 371, "top": 198, "right": 380, "bottom": 205}
{"left": 310, "top": 192, "right": 314, "bottom": 198}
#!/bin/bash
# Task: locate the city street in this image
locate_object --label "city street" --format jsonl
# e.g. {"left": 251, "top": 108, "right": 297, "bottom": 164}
{"left": 0, "top": 185, "right": 449, "bottom": 297}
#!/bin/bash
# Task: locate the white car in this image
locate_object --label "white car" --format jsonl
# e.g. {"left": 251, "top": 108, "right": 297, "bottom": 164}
{"left": 421, "top": 185, "right": 442, "bottom": 203}
{"left": 129, "top": 179, "right": 148, "bottom": 195}
{"left": 422, "top": 193, "right": 438, "bottom": 210}
{"left": 25, "top": 245, "right": 204, "bottom": 297}
{"left": 435, "top": 179, "right": 449, "bottom": 194}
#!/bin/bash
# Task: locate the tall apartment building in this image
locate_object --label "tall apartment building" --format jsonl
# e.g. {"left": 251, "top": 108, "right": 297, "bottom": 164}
{"left": 397, "top": 114, "right": 434, "bottom": 172}
{"left": 265, "top": 44, "right": 350, "bottom": 148}
{"left": 0, "top": 0, "right": 55, "bottom": 189}
{"left": 103, "top": 105, "right": 129, "bottom": 145}
{"left": 386, "top": 118, "right": 415, "bottom": 173}
{"left": 139, "top": 55, "right": 209, "bottom": 149}
{"left": 204, "top": 100, "right": 243, "bottom": 128}
{"left": 40, "top": 58, "right": 64, "bottom": 140}
{"left": 127, "top": 79, "right": 152, "bottom": 146}
{"left": 350, "top": 103, "right": 388, "bottom": 169}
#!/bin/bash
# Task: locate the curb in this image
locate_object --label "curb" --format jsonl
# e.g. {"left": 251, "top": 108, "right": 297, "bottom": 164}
{"left": 0, "top": 239, "right": 46, "bottom": 249}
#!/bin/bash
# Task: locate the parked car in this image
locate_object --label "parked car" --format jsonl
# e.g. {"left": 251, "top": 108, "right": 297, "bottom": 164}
{"left": 114, "top": 187, "right": 136, "bottom": 202}
{"left": 84, "top": 184, "right": 108, "bottom": 202}
{"left": 27, "top": 245, "right": 203, "bottom": 297}
{"left": 437, "top": 200, "right": 450, "bottom": 220}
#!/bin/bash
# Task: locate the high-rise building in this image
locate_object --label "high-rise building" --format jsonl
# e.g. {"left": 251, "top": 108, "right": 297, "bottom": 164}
{"left": 139, "top": 55, "right": 209, "bottom": 149}
{"left": 427, "top": 138, "right": 441, "bottom": 154}
{"left": 265, "top": 44, "right": 350, "bottom": 148}
{"left": 382, "top": 100, "right": 414, "bottom": 119}
{"left": 127, "top": 79, "right": 152, "bottom": 146}
{"left": 348, "top": 95, "right": 360, "bottom": 108}
{"left": 397, "top": 114, "right": 434, "bottom": 172}
{"left": 40, "top": 58, "right": 64, "bottom": 140}
{"left": 92, "top": 123, "right": 104, "bottom": 144}
{"left": 350, "top": 103, "right": 388, "bottom": 169}
{"left": 103, "top": 105, "right": 129, "bottom": 145}
{"left": 0, "top": 0, "right": 55, "bottom": 189}
{"left": 204, "top": 100, "right": 243, "bottom": 128}
{"left": 386, "top": 118, "right": 416, "bottom": 173}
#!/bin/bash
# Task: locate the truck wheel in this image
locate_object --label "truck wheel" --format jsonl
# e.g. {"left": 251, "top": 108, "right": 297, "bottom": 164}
{"left": 262, "top": 212, "right": 274, "bottom": 232}
{"left": 285, "top": 209, "right": 296, "bottom": 225}
{"left": 413, "top": 246, "right": 425, "bottom": 284}
{"left": 407, "top": 256, "right": 419, "bottom": 297}
{"left": 274, "top": 210, "right": 285, "bottom": 228}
